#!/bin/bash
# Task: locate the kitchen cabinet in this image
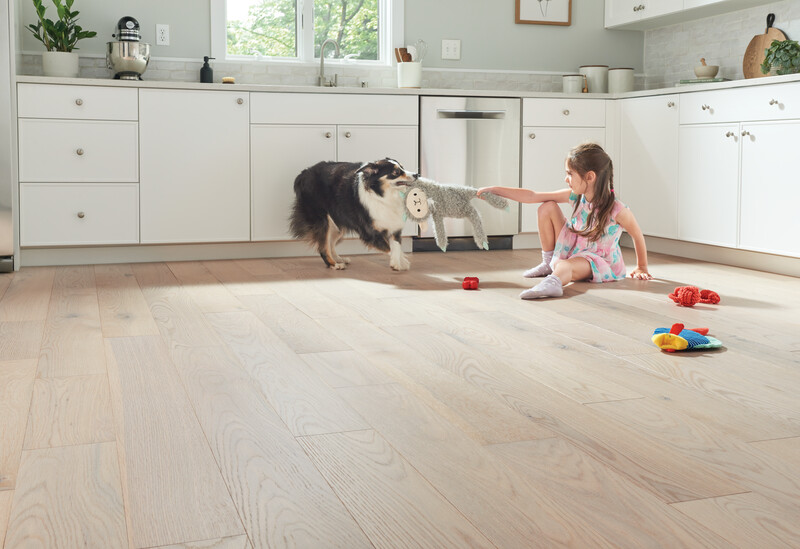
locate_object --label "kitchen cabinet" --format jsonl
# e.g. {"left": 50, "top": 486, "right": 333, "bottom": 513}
{"left": 521, "top": 98, "right": 605, "bottom": 232}
{"left": 17, "top": 83, "right": 139, "bottom": 247}
{"left": 139, "top": 89, "right": 250, "bottom": 244}
{"left": 604, "top": 0, "right": 680, "bottom": 28}
{"left": 605, "top": 0, "right": 774, "bottom": 30}
{"left": 250, "top": 93, "right": 418, "bottom": 241}
{"left": 618, "top": 94, "right": 679, "bottom": 239}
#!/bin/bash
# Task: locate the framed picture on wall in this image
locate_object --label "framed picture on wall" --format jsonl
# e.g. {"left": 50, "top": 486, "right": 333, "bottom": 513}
{"left": 516, "top": 0, "right": 572, "bottom": 26}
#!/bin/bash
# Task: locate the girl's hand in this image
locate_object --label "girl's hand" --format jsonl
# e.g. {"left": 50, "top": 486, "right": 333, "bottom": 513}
{"left": 629, "top": 267, "right": 652, "bottom": 280}
{"left": 475, "top": 186, "right": 493, "bottom": 198}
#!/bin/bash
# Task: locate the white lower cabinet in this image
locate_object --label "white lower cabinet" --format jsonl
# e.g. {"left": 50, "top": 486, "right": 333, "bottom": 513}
{"left": 139, "top": 89, "right": 250, "bottom": 244}
{"left": 739, "top": 121, "right": 800, "bottom": 257}
{"left": 678, "top": 123, "right": 740, "bottom": 247}
{"left": 20, "top": 183, "right": 139, "bottom": 246}
{"left": 618, "top": 95, "right": 679, "bottom": 239}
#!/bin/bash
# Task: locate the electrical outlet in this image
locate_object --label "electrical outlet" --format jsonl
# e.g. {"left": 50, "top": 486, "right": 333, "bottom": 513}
{"left": 441, "top": 39, "right": 461, "bottom": 60}
{"left": 156, "top": 24, "right": 170, "bottom": 46}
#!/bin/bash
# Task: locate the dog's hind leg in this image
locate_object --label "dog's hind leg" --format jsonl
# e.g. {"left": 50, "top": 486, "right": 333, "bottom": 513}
{"left": 389, "top": 230, "right": 410, "bottom": 271}
{"left": 327, "top": 216, "right": 350, "bottom": 267}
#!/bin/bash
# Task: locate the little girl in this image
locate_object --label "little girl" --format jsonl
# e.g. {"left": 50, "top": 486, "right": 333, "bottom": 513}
{"left": 477, "top": 142, "right": 652, "bottom": 299}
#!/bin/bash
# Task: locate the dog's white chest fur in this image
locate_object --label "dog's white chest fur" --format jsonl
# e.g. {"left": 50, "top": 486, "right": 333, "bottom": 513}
{"left": 358, "top": 184, "right": 406, "bottom": 233}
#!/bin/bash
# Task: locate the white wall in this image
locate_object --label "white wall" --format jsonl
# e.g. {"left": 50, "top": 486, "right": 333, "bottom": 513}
{"left": 644, "top": 0, "right": 800, "bottom": 88}
{"left": 18, "top": 0, "right": 644, "bottom": 73}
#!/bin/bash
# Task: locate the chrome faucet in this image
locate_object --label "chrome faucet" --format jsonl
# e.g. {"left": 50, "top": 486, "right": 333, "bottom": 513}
{"left": 318, "top": 39, "right": 340, "bottom": 87}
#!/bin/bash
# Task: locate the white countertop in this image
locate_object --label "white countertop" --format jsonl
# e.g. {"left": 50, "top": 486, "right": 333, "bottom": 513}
{"left": 16, "top": 72, "right": 800, "bottom": 99}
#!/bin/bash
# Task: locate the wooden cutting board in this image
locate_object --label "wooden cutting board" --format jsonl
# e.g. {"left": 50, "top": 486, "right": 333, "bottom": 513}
{"left": 743, "top": 14, "right": 787, "bottom": 79}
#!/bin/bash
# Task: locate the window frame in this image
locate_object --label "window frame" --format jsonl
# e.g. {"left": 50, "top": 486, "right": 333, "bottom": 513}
{"left": 210, "top": 0, "right": 404, "bottom": 67}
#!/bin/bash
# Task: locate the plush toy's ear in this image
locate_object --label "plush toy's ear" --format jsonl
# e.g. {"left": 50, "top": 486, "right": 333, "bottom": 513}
{"left": 405, "top": 188, "right": 429, "bottom": 219}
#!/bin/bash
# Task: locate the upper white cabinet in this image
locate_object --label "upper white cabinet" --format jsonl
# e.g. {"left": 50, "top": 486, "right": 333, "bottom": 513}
{"left": 139, "top": 89, "right": 250, "bottom": 244}
{"left": 605, "top": 0, "right": 775, "bottom": 30}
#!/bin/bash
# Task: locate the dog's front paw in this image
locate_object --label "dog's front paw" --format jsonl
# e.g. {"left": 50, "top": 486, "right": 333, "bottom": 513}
{"left": 330, "top": 262, "right": 348, "bottom": 270}
{"left": 390, "top": 254, "right": 411, "bottom": 271}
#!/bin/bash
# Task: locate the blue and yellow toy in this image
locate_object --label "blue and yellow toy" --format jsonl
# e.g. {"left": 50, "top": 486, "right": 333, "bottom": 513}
{"left": 652, "top": 323, "right": 723, "bottom": 352}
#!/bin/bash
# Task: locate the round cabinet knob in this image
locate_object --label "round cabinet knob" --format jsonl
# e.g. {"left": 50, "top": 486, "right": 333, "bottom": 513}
{"left": 344, "top": 131, "right": 352, "bottom": 138}
{"left": 77, "top": 212, "right": 85, "bottom": 219}
{"left": 667, "top": 101, "right": 675, "bottom": 108}
{"left": 725, "top": 131, "right": 735, "bottom": 137}
{"left": 741, "top": 130, "right": 751, "bottom": 137}
{"left": 236, "top": 98, "right": 244, "bottom": 105}
{"left": 76, "top": 148, "right": 84, "bottom": 156}
{"left": 701, "top": 104, "right": 710, "bottom": 111}
{"left": 562, "top": 109, "right": 570, "bottom": 116}
{"left": 324, "top": 132, "right": 332, "bottom": 138}
{"left": 528, "top": 133, "right": 536, "bottom": 139}
{"left": 769, "top": 99, "right": 779, "bottom": 105}
{"left": 75, "top": 98, "right": 83, "bottom": 106}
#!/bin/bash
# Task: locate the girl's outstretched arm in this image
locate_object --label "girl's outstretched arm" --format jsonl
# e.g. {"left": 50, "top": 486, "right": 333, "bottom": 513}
{"left": 476, "top": 186, "right": 571, "bottom": 204}
{"left": 615, "top": 207, "right": 652, "bottom": 280}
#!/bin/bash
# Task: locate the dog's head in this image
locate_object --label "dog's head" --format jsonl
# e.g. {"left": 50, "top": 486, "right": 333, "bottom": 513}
{"left": 357, "top": 158, "right": 418, "bottom": 196}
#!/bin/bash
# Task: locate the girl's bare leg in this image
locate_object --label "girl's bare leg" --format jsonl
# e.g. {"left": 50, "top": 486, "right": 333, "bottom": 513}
{"left": 523, "top": 201, "right": 566, "bottom": 278}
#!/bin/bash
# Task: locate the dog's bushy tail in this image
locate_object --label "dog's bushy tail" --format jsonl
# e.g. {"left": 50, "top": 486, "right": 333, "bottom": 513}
{"left": 478, "top": 192, "right": 508, "bottom": 210}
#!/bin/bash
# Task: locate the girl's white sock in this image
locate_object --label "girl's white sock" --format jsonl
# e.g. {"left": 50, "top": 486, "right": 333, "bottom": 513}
{"left": 520, "top": 274, "right": 563, "bottom": 299}
{"left": 523, "top": 250, "right": 554, "bottom": 278}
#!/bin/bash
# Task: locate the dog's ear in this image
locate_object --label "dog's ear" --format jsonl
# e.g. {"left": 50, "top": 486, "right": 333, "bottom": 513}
{"left": 356, "top": 162, "right": 377, "bottom": 177}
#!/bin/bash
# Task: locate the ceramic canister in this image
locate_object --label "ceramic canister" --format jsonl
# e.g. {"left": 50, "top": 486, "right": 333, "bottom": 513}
{"left": 608, "top": 67, "right": 635, "bottom": 93}
{"left": 578, "top": 65, "right": 609, "bottom": 93}
{"left": 562, "top": 74, "right": 584, "bottom": 94}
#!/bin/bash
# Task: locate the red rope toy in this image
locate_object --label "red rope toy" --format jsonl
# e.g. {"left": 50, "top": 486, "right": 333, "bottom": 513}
{"left": 669, "top": 286, "right": 720, "bottom": 307}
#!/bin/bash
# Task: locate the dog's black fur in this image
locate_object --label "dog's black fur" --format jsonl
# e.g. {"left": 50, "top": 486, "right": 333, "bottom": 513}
{"left": 289, "top": 158, "right": 418, "bottom": 269}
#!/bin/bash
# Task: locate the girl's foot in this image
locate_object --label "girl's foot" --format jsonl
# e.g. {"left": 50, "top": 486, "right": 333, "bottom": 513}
{"left": 520, "top": 274, "right": 563, "bottom": 299}
{"left": 522, "top": 262, "right": 553, "bottom": 278}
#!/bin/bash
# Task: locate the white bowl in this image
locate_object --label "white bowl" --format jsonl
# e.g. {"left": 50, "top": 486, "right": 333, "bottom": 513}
{"left": 694, "top": 65, "right": 719, "bottom": 79}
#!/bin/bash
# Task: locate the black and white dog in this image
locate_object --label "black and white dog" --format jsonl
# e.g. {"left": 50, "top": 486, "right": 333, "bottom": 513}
{"left": 289, "top": 158, "right": 419, "bottom": 270}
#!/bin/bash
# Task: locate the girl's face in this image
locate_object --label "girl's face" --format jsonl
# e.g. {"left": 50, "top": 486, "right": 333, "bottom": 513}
{"left": 565, "top": 161, "right": 591, "bottom": 196}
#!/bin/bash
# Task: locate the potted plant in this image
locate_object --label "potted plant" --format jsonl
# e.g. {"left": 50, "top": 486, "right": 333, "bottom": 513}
{"left": 26, "top": 0, "right": 97, "bottom": 78}
{"left": 761, "top": 39, "right": 800, "bottom": 75}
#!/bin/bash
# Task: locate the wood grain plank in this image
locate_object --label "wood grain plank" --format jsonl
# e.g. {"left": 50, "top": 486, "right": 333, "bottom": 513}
{"left": 0, "top": 267, "right": 55, "bottom": 321}
{"left": 206, "top": 311, "right": 368, "bottom": 436}
{"left": 489, "top": 438, "right": 734, "bottom": 548}
{"left": 749, "top": 436, "right": 800, "bottom": 470}
{"left": 166, "top": 261, "right": 246, "bottom": 313}
{"left": 0, "top": 272, "right": 13, "bottom": 300}
{"left": 336, "top": 383, "right": 612, "bottom": 548}
{"left": 317, "top": 316, "right": 554, "bottom": 445}
{"left": 4, "top": 443, "right": 127, "bottom": 548}
{"left": 157, "top": 535, "right": 253, "bottom": 549}
{"left": 131, "top": 263, "right": 224, "bottom": 349}
{"left": 238, "top": 293, "right": 350, "bottom": 354}
{"left": 170, "top": 344, "right": 372, "bottom": 549}
{"left": 95, "top": 264, "right": 160, "bottom": 337}
{"left": 234, "top": 258, "right": 285, "bottom": 276}
{"left": 671, "top": 492, "right": 800, "bottom": 548}
{"left": 201, "top": 260, "right": 277, "bottom": 296}
{"left": 0, "top": 360, "right": 37, "bottom": 491}
{"left": 0, "top": 321, "right": 43, "bottom": 361}
{"left": 106, "top": 336, "right": 243, "bottom": 548}
{"left": 299, "top": 429, "right": 496, "bottom": 549}
{"left": 300, "top": 350, "right": 394, "bottom": 388}
{"left": 37, "top": 266, "right": 106, "bottom": 377}
{"left": 0, "top": 490, "right": 12, "bottom": 547}
{"left": 23, "top": 375, "right": 114, "bottom": 450}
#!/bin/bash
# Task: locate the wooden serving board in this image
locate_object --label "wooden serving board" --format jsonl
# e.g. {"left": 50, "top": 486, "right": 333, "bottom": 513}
{"left": 743, "top": 14, "right": 787, "bottom": 79}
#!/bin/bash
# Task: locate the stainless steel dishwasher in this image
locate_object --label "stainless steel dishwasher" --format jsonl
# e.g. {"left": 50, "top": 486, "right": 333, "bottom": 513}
{"left": 419, "top": 96, "right": 520, "bottom": 249}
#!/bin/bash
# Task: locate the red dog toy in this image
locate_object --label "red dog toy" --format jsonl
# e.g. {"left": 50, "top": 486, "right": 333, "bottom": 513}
{"left": 462, "top": 277, "right": 479, "bottom": 290}
{"left": 669, "top": 286, "right": 720, "bottom": 307}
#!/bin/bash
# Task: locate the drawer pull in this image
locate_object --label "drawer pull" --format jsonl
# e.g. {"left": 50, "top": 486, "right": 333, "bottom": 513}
{"left": 562, "top": 109, "right": 570, "bottom": 116}
{"left": 741, "top": 130, "right": 751, "bottom": 137}
{"left": 667, "top": 101, "right": 675, "bottom": 108}
{"left": 769, "top": 99, "right": 779, "bottom": 105}
{"left": 725, "top": 131, "right": 735, "bottom": 138}
{"left": 75, "top": 98, "right": 83, "bottom": 106}
{"left": 529, "top": 133, "right": 536, "bottom": 139}
{"left": 701, "top": 104, "right": 710, "bottom": 111}
{"left": 76, "top": 148, "right": 85, "bottom": 156}
{"left": 344, "top": 131, "right": 351, "bottom": 138}
{"left": 236, "top": 97, "right": 244, "bottom": 105}
{"left": 324, "top": 132, "right": 332, "bottom": 138}
{"left": 77, "top": 212, "right": 85, "bottom": 219}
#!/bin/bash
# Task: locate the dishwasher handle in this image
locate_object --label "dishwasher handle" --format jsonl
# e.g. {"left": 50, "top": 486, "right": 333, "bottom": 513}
{"left": 436, "top": 109, "right": 506, "bottom": 120}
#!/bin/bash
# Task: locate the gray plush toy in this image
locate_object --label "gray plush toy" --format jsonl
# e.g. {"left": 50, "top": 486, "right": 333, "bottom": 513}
{"left": 403, "top": 177, "right": 509, "bottom": 251}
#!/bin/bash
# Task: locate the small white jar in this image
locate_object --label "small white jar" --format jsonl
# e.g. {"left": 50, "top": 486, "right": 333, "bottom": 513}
{"left": 608, "top": 68, "right": 635, "bottom": 93}
{"left": 578, "top": 65, "right": 609, "bottom": 93}
{"left": 562, "top": 74, "right": 584, "bottom": 94}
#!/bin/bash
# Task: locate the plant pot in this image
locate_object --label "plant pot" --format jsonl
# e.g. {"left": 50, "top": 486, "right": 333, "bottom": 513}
{"left": 42, "top": 51, "right": 79, "bottom": 78}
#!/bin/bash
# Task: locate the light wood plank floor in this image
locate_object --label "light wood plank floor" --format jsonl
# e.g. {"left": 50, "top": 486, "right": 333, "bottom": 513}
{"left": 1, "top": 248, "right": 799, "bottom": 548}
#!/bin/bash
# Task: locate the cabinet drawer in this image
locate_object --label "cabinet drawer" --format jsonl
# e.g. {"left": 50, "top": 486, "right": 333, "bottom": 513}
{"left": 250, "top": 93, "right": 418, "bottom": 125}
{"left": 19, "top": 119, "right": 138, "bottom": 182}
{"left": 523, "top": 98, "right": 605, "bottom": 127}
{"left": 680, "top": 82, "right": 800, "bottom": 124}
{"left": 18, "top": 83, "right": 138, "bottom": 120}
{"left": 20, "top": 183, "right": 139, "bottom": 246}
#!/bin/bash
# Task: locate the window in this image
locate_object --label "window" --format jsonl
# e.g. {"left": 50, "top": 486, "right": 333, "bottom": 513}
{"left": 210, "top": 0, "right": 403, "bottom": 65}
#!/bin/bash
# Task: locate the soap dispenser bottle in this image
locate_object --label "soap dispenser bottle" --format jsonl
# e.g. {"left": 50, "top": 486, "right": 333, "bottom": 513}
{"left": 200, "top": 56, "right": 215, "bottom": 83}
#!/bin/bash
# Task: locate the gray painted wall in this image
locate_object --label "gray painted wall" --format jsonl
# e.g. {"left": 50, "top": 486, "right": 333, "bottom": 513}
{"left": 18, "top": 0, "right": 644, "bottom": 72}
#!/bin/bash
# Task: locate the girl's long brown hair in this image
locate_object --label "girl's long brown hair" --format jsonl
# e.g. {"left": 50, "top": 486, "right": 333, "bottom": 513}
{"left": 568, "top": 143, "right": 616, "bottom": 242}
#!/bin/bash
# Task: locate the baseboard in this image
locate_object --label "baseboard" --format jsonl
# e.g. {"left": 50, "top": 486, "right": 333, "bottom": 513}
{"left": 412, "top": 235, "right": 513, "bottom": 252}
